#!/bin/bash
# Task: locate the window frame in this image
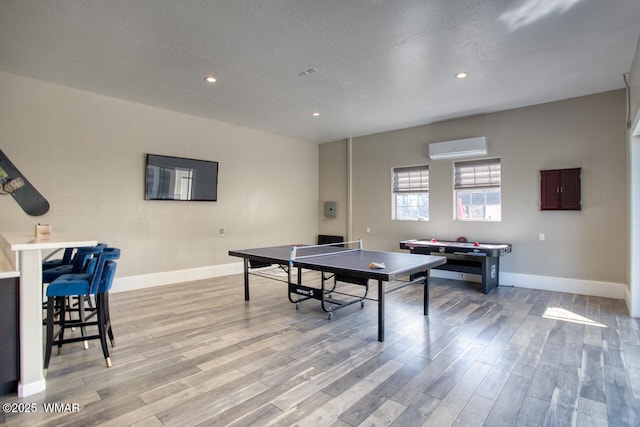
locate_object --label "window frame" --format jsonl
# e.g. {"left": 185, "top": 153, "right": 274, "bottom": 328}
{"left": 392, "top": 164, "right": 429, "bottom": 221}
{"left": 453, "top": 158, "right": 502, "bottom": 222}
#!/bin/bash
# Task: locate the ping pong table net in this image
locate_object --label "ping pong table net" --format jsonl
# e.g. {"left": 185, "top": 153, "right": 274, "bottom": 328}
{"left": 289, "top": 239, "right": 363, "bottom": 262}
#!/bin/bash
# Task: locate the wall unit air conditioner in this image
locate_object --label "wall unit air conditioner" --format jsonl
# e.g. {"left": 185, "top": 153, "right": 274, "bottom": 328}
{"left": 428, "top": 137, "right": 487, "bottom": 159}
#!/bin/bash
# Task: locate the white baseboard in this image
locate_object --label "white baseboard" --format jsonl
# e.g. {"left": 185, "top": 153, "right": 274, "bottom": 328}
{"left": 112, "top": 263, "right": 628, "bottom": 301}
{"left": 18, "top": 378, "right": 46, "bottom": 398}
{"left": 111, "top": 262, "right": 243, "bottom": 293}
{"left": 624, "top": 286, "right": 633, "bottom": 316}
{"left": 430, "top": 269, "right": 626, "bottom": 300}
{"left": 500, "top": 272, "right": 627, "bottom": 300}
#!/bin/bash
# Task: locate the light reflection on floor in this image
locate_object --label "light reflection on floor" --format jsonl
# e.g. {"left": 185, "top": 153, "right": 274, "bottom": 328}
{"left": 543, "top": 306, "right": 607, "bottom": 328}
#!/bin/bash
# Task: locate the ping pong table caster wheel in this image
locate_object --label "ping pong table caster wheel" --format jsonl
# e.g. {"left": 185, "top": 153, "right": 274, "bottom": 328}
{"left": 295, "top": 303, "right": 300, "bottom": 311}
{"left": 327, "top": 311, "right": 333, "bottom": 320}
{"left": 361, "top": 301, "right": 365, "bottom": 308}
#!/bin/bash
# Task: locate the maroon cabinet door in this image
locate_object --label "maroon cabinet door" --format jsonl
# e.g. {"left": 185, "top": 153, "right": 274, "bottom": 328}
{"left": 540, "top": 168, "right": 581, "bottom": 210}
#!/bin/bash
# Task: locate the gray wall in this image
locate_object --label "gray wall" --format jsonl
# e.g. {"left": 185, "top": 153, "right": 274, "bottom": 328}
{"left": 0, "top": 69, "right": 630, "bottom": 299}
{"left": 0, "top": 71, "right": 319, "bottom": 289}
{"left": 320, "top": 90, "right": 627, "bottom": 296}
{"left": 318, "top": 140, "right": 349, "bottom": 237}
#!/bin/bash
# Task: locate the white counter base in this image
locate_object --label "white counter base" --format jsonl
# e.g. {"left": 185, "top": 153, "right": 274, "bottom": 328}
{"left": 1, "top": 232, "right": 97, "bottom": 398}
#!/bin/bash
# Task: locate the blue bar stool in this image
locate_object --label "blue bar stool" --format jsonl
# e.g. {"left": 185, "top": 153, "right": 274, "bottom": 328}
{"left": 43, "top": 244, "right": 107, "bottom": 284}
{"left": 42, "top": 247, "right": 75, "bottom": 270}
{"left": 42, "top": 245, "right": 106, "bottom": 341}
{"left": 44, "top": 248, "right": 120, "bottom": 374}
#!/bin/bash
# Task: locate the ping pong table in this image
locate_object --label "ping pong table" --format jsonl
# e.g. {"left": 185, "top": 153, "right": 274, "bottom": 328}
{"left": 228, "top": 241, "right": 446, "bottom": 342}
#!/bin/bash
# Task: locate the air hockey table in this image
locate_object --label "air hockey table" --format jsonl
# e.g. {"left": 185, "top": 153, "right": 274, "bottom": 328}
{"left": 400, "top": 238, "right": 512, "bottom": 294}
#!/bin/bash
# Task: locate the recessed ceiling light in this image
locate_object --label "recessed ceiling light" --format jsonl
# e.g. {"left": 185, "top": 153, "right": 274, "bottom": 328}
{"left": 455, "top": 72, "right": 468, "bottom": 79}
{"left": 204, "top": 75, "right": 217, "bottom": 83}
{"left": 312, "top": 112, "right": 320, "bottom": 117}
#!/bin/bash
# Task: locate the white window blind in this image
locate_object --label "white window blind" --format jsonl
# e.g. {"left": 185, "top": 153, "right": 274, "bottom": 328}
{"left": 393, "top": 165, "right": 429, "bottom": 193}
{"left": 454, "top": 158, "right": 501, "bottom": 189}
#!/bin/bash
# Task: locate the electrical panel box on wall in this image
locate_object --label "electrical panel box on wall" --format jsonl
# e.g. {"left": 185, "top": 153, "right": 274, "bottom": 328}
{"left": 324, "top": 201, "right": 336, "bottom": 218}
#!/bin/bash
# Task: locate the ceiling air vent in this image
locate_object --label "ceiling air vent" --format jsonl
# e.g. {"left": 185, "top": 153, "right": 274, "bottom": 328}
{"left": 297, "top": 68, "right": 317, "bottom": 77}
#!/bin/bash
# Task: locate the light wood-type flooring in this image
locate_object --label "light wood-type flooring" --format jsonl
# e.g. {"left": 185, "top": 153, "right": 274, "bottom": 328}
{"left": 2, "top": 273, "right": 639, "bottom": 426}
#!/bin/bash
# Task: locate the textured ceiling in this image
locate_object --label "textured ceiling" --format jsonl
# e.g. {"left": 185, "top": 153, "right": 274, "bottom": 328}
{"left": 1, "top": 0, "right": 639, "bottom": 143}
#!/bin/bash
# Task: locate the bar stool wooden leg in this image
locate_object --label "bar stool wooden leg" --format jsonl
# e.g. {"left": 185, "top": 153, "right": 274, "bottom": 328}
{"left": 97, "top": 293, "right": 112, "bottom": 367}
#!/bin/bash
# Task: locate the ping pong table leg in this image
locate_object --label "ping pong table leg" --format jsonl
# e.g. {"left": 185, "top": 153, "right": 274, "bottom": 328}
{"left": 243, "top": 258, "right": 250, "bottom": 300}
{"left": 378, "top": 280, "right": 384, "bottom": 342}
{"left": 423, "top": 270, "right": 429, "bottom": 316}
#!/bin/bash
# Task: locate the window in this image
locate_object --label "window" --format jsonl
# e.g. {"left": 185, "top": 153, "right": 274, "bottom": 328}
{"left": 393, "top": 165, "right": 429, "bottom": 220}
{"left": 454, "top": 158, "right": 501, "bottom": 221}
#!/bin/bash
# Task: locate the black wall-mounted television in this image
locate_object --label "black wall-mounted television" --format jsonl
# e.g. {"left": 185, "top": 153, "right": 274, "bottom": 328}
{"left": 145, "top": 154, "right": 218, "bottom": 201}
